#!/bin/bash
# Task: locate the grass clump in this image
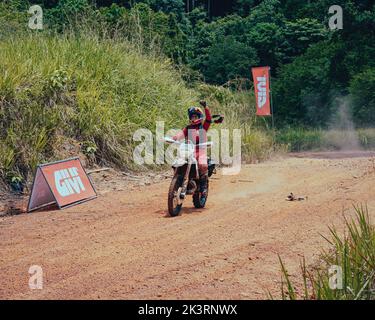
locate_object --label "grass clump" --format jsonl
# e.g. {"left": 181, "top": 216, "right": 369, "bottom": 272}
{"left": 278, "top": 205, "right": 375, "bottom": 300}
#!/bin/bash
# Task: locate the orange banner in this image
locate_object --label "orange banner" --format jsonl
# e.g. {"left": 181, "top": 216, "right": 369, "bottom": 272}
{"left": 28, "top": 157, "right": 97, "bottom": 212}
{"left": 251, "top": 66, "right": 271, "bottom": 116}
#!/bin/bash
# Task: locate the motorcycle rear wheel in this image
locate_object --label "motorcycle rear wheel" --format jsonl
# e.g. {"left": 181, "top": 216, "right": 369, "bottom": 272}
{"left": 168, "top": 174, "right": 183, "bottom": 217}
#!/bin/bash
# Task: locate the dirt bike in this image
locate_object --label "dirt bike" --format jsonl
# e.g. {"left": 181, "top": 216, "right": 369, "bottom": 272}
{"left": 164, "top": 137, "right": 216, "bottom": 217}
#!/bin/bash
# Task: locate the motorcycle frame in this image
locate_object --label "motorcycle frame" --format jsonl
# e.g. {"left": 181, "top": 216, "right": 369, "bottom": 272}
{"left": 173, "top": 156, "right": 200, "bottom": 196}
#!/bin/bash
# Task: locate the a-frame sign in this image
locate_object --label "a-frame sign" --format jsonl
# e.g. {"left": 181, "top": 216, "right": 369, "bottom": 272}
{"left": 27, "top": 157, "right": 97, "bottom": 212}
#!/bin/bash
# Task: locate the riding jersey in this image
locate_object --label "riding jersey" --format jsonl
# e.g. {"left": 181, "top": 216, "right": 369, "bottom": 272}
{"left": 172, "top": 107, "right": 212, "bottom": 148}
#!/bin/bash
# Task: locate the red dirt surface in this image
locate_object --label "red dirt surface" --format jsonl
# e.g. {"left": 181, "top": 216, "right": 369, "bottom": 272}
{"left": 0, "top": 153, "right": 374, "bottom": 299}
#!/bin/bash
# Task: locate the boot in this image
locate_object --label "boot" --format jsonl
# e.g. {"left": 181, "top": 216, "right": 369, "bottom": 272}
{"left": 199, "top": 174, "right": 208, "bottom": 198}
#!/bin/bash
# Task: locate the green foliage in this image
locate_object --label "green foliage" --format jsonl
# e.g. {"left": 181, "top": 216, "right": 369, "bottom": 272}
{"left": 276, "top": 127, "right": 375, "bottom": 151}
{"left": 0, "top": 1, "right": 29, "bottom": 39}
{"left": 245, "top": 22, "right": 284, "bottom": 69}
{"left": 283, "top": 18, "right": 329, "bottom": 62}
{"left": 279, "top": 205, "right": 375, "bottom": 300}
{"left": 246, "top": 0, "right": 285, "bottom": 26}
{"left": 184, "top": 0, "right": 331, "bottom": 87}
{"left": 197, "top": 83, "right": 237, "bottom": 105}
{"left": 273, "top": 1, "right": 374, "bottom": 127}
{"left": 350, "top": 68, "right": 375, "bottom": 126}
{"left": 44, "top": 0, "right": 95, "bottom": 31}
{"left": 0, "top": 32, "right": 195, "bottom": 181}
{"left": 6, "top": 0, "right": 371, "bottom": 130}
{"left": 358, "top": 128, "right": 375, "bottom": 150}
{"left": 0, "top": 29, "right": 276, "bottom": 184}
{"left": 200, "top": 35, "right": 258, "bottom": 84}
{"left": 99, "top": 3, "right": 127, "bottom": 26}
{"left": 1, "top": 0, "right": 374, "bottom": 183}
{"left": 45, "top": 68, "right": 69, "bottom": 93}
{"left": 197, "top": 83, "right": 276, "bottom": 163}
{"left": 242, "top": 129, "right": 275, "bottom": 163}
{"left": 116, "top": 3, "right": 188, "bottom": 63}
{"left": 273, "top": 41, "right": 342, "bottom": 127}
{"left": 132, "top": 0, "right": 185, "bottom": 15}
{"left": 233, "top": 0, "right": 258, "bottom": 17}
{"left": 276, "top": 128, "right": 323, "bottom": 152}
{"left": 186, "top": 7, "right": 207, "bottom": 27}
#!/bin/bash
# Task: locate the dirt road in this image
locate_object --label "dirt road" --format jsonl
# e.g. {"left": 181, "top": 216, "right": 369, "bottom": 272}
{"left": 1, "top": 153, "right": 374, "bottom": 299}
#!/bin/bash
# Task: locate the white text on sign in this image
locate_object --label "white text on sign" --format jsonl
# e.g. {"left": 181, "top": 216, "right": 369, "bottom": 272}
{"left": 54, "top": 167, "right": 86, "bottom": 197}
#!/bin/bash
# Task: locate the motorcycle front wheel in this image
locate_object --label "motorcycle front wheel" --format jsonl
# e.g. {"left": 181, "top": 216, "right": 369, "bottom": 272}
{"left": 168, "top": 174, "right": 183, "bottom": 217}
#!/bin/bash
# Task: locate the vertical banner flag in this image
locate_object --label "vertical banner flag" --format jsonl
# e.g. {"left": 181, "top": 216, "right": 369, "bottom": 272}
{"left": 27, "top": 157, "right": 97, "bottom": 212}
{"left": 251, "top": 66, "right": 271, "bottom": 116}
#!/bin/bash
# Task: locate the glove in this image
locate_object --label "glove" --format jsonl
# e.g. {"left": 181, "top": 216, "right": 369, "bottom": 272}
{"left": 199, "top": 100, "right": 207, "bottom": 108}
{"left": 212, "top": 114, "right": 224, "bottom": 124}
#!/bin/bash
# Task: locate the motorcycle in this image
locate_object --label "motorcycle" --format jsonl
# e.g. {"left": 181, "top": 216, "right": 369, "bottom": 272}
{"left": 164, "top": 137, "right": 216, "bottom": 217}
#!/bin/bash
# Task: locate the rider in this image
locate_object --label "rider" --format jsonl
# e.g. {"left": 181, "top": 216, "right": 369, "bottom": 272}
{"left": 172, "top": 101, "right": 221, "bottom": 199}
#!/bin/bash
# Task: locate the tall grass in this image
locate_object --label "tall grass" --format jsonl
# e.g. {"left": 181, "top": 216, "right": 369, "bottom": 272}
{"left": 358, "top": 129, "right": 375, "bottom": 150}
{"left": 276, "top": 128, "right": 323, "bottom": 152}
{"left": 277, "top": 127, "right": 375, "bottom": 152}
{"left": 278, "top": 205, "right": 375, "bottom": 300}
{"left": 0, "top": 32, "right": 195, "bottom": 183}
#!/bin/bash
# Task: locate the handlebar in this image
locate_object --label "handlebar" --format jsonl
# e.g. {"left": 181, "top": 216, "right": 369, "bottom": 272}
{"left": 164, "top": 137, "right": 213, "bottom": 147}
{"left": 164, "top": 137, "right": 176, "bottom": 144}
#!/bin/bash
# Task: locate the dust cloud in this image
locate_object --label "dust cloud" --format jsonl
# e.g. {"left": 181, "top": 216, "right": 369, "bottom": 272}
{"left": 324, "top": 96, "right": 362, "bottom": 151}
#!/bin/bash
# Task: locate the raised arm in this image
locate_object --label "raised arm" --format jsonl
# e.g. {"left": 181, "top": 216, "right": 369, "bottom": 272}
{"left": 201, "top": 101, "right": 212, "bottom": 131}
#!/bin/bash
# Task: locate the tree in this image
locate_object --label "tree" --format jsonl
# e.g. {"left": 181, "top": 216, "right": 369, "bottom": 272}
{"left": 45, "top": 0, "right": 93, "bottom": 30}
{"left": 246, "top": 0, "right": 285, "bottom": 26}
{"left": 245, "top": 22, "right": 285, "bottom": 71}
{"left": 99, "top": 3, "right": 127, "bottom": 25}
{"left": 132, "top": 0, "right": 185, "bottom": 15}
{"left": 282, "top": 18, "right": 329, "bottom": 63}
{"left": 186, "top": 6, "right": 208, "bottom": 27}
{"left": 233, "top": 0, "right": 261, "bottom": 16}
{"left": 350, "top": 68, "right": 375, "bottom": 126}
{"left": 273, "top": 41, "right": 343, "bottom": 127}
{"left": 200, "top": 35, "right": 259, "bottom": 84}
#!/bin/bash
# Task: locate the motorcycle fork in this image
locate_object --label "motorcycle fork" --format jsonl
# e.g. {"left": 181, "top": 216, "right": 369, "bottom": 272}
{"left": 180, "top": 163, "right": 192, "bottom": 198}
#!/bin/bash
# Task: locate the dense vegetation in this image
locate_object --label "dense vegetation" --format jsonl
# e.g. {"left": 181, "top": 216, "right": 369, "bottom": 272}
{"left": 0, "top": 1, "right": 277, "bottom": 187}
{"left": 4, "top": 0, "right": 374, "bottom": 127}
{"left": 0, "top": 0, "right": 374, "bottom": 186}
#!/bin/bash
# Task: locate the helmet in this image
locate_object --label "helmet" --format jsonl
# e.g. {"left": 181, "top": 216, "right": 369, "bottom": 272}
{"left": 188, "top": 107, "right": 204, "bottom": 125}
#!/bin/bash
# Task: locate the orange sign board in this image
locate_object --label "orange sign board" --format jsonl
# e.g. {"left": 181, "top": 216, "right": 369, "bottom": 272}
{"left": 28, "top": 157, "right": 97, "bottom": 212}
{"left": 251, "top": 66, "right": 271, "bottom": 116}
